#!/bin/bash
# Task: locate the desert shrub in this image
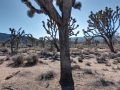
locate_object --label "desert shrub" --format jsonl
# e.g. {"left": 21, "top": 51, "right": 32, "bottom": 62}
{"left": 84, "top": 55, "right": 94, "bottom": 59}
{"left": 0, "top": 58, "right": 4, "bottom": 65}
{"left": 116, "top": 52, "right": 120, "bottom": 57}
{"left": 6, "top": 56, "right": 10, "bottom": 61}
{"left": 77, "top": 46, "right": 83, "bottom": 49}
{"left": 83, "top": 69, "right": 94, "bottom": 74}
{"left": 0, "top": 47, "right": 9, "bottom": 54}
{"left": 71, "top": 65, "right": 81, "bottom": 70}
{"left": 82, "top": 50, "right": 89, "bottom": 55}
{"left": 37, "top": 71, "right": 56, "bottom": 81}
{"left": 39, "top": 51, "right": 52, "bottom": 58}
{"left": 96, "top": 54, "right": 108, "bottom": 64}
{"left": 12, "top": 55, "right": 24, "bottom": 66}
{"left": 22, "top": 49, "right": 28, "bottom": 53}
{"left": 13, "top": 49, "right": 19, "bottom": 54}
{"left": 94, "top": 52, "right": 101, "bottom": 57}
{"left": 52, "top": 52, "right": 59, "bottom": 60}
{"left": 25, "top": 54, "right": 38, "bottom": 66}
{"left": 89, "top": 50, "right": 95, "bottom": 54}
{"left": 115, "top": 57, "right": 120, "bottom": 63}
{"left": 112, "top": 61, "right": 118, "bottom": 65}
{"left": 109, "top": 53, "right": 116, "bottom": 59}
{"left": 105, "top": 62, "right": 111, "bottom": 67}
{"left": 93, "top": 78, "right": 115, "bottom": 87}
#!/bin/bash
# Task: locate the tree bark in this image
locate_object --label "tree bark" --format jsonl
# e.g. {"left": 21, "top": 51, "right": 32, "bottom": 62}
{"left": 108, "top": 38, "right": 115, "bottom": 53}
{"left": 59, "top": 25, "right": 74, "bottom": 90}
{"left": 103, "top": 36, "right": 115, "bottom": 53}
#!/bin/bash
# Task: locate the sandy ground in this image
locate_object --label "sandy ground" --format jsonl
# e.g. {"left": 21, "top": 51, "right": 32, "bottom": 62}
{"left": 0, "top": 47, "right": 120, "bottom": 90}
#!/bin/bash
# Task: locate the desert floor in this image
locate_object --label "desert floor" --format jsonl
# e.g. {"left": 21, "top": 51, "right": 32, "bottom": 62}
{"left": 0, "top": 46, "right": 120, "bottom": 90}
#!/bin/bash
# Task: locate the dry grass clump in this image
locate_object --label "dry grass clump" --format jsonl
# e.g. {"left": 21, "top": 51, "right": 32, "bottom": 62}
{"left": 39, "top": 51, "right": 52, "bottom": 58}
{"left": 94, "top": 51, "right": 101, "bottom": 57}
{"left": 12, "top": 55, "right": 24, "bottom": 67}
{"left": 0, "top": 58, "right": 4, "bottom": 65}
{"left": 36, "top": 71, "right": 56, "bottom": 81}
{"left": 105, "top": 62, "right": 111, "bottom": 67}
{"left": 109, "top": 53, "right": 116, "bottom": 59}
{"left": 116, "top": 52, "right": 120, "bottom": 57}
{"left": 96, "top": 54, "right": 108, "bottom": 64}
{"left": 0, "top": 47, "right": 9, "bottom": 54}
{"left": 82, "top": 50, "right": 89, "bottom": 55}
{"left": 6, "top": 56, "right": 10, "bottom": 61}
{"left": 92, "top": 78, "right": 115, "bottom": 87}
{"left": 71, "top": 65, "right": 81, "bottom": 70}
{"left": 115, "top": 57, "right": 120, "bottom": 63}
{"left": 8, "top": 54, "right": 39, "bottom": 67}
{"left": 25, "top": 54, "right": 38, "bottom": 66}
{"left": 21, "top": 49, "right": 28, "bottom": 53}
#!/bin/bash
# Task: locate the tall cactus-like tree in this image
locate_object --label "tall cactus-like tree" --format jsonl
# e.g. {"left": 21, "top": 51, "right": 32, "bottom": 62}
{"left": 15, "top": 28, "right": 25, "bottom": 49}
{"left": 83, "top": 36, "right": 94, "bottom": 47}
{"left": 21, "top": 0, "right": 82, "bottom": 89}
{"left": 42, "top": 19, "right": 60, "bottom": 52}
{"left": 42, "top": 17, "right": 79, "bottom": 52}
{"left": 83, "top": 6, "right": 120, "bottom": 53}
{"left": 39, "top": 37, "right": 46, "bottom": 48}
{"left": 74, "top": 38, "right": 78, "bottom": 48}
{"left": 9, "top": 28, "right": 25, "bottom": 53}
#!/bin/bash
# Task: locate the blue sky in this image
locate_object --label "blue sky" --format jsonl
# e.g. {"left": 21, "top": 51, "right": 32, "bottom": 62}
{"left": 0, "top": 0, "right": 120, "bottom": 39}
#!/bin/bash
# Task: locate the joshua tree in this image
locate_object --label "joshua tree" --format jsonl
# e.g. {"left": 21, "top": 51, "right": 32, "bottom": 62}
{"left": 42, "top": 19, "right": 60, "bottom": 51}
{"left": 83, "top": 36, "right": 94, "bottom": 47}
{"left": 21, "top": 0, "right": 82, "bottom": 89}
{"left": 25, "top": 34, "right": 36, "bottom": 47}
{"left": 39, "top": 37, "right": 46, "bottom": 48}
{"left": 15, "top": 28, "right": 25, "bottom": 49}
{"left": 83, "top": 6, "right": 120, "bottom": 53}
{"left": 9, "top": 28, "right": 25, "bottom": 53}
{"left": 74, "top": 38, "right": 78, "bottom": 47}
{"left": 42, "top": 17, "right": 79, "bottom": 52}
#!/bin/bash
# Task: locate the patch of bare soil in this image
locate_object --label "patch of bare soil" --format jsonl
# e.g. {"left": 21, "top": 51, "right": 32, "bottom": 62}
{"left": 0, "top": 47, "right": 120, "bottom": 90}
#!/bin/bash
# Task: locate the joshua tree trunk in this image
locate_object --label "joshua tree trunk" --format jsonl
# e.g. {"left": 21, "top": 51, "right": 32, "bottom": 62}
{"left": 103, "top": 37, "right": 115, "bottom": 53}
{"left": 59, "top": 25, "right": 74, "bottom": 90}
{"left": 16, "top": 41, "right": 19, "bottom": 50}
{"left": 108, "top": 38, "right": 115, "bottom": 53}
{"left": 10, "top": 42, "right": 14, "bottom": 53}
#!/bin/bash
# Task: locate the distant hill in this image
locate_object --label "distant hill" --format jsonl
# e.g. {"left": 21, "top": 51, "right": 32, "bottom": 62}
{"left": 0, "top": 32, "right": 120, "bottom": 43}
{"left": 70, "top": 36, "right": 120, "bottom": 42}
{"left": 0, "top": 32, "right": 29, "bottom": 42}
{"left": 0, "top": 33, "right": 10, "bottom": 42}
{"left": 70, "top": 37, "right": 103, "bottom": 42}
